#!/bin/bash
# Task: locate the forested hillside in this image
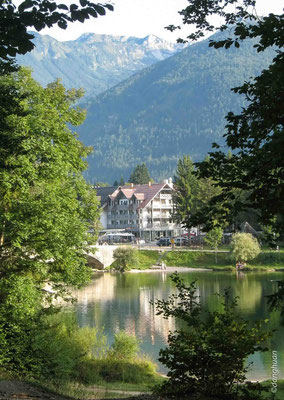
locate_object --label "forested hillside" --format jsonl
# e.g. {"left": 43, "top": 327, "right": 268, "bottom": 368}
{"left": 17, "top": 32, "right": 182, "bottom": 97}
{"left": 78, "top": 32, "right": 275, "bottom": 184}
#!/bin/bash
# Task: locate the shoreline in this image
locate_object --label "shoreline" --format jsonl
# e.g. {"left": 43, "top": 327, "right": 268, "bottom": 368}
{"left": 129, "top": 266, "right": 213, "bottom": 273}
{"left": 95, "top": 266, "right": 284, "bottom": 273}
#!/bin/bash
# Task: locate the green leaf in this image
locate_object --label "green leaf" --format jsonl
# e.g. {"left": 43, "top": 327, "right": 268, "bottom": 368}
{"left": 18, "top": 0, "right": 35, "bottom": 13}
{"left": 94, "top": 4, "right": 106, "bottom": 15}
{"left": 105, "top": 4, "right": 114, "bottom": 11}
{"left": 57, "top": 20, "right": 67, "bottom": 29}
{"left": 57, "top": 4, "right": 68, "bottom": 10}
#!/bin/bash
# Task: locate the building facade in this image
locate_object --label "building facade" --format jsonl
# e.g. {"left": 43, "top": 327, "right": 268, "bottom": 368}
{"left": 96, "top": 179, "right": 182, "bottom": 241}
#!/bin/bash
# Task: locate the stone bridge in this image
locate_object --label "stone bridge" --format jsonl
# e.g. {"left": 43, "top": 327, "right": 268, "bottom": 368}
{"left": 87, "top": 245, "right": 119, "bottom": 269}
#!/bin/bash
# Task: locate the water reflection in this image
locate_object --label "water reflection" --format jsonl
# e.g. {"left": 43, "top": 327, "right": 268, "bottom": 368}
{"left": 71, "top": 270, "right": 284, "bottom": 380}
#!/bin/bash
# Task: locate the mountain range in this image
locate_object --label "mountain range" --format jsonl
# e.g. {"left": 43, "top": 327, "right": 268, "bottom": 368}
{"left": 17, "top": 31, "right": 275, "bottom": 185}
{"left": 77, "top": 33, "right": 275, "bottom": 184}
{"left": 17, "top": 32, "right": 183, "bottom": 97}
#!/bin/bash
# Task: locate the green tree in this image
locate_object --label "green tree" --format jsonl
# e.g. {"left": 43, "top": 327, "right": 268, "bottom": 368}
{"left": 230, "top": 233, "right": 261, "bottom": 264}
{"left": 204, "top": 227, "right": 223, "bottom": 263}
{"left": 113, "top": 247, "right": 138, "bottom": 272}
{"left": 0, "top": 0, "right": 113, "bottom": 63}
{"left": 119, "top": 176, "right": 125, "bottom": 186}
{"left": 168, "top": 1, "right": 283, "bottom": 234}
{"left": 172, "top": 155, "right": 199, "bottom": 233}
{"left": 129, "top": 162, "right": 150, "bottom": 184}
{"left": 153, "top": 273, "right": 272, "bottom": 399}
{"left": 261, "top": 220, "right": 280, "bottom": 249}
{"left": 0, "top": 68, "right": 100, "bottom": 374}
{"left": 94, "top": 181, "right": 109, "bottom": 187}
{"left": 190, "top": 176, "right": 222, "bottom": 225}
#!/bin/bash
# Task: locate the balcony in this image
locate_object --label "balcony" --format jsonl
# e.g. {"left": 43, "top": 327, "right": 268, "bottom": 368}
{"left": 152, "top": 204, "right": 172, "bottom": 209}
{"left": 145, "top": 222, "right": 177, "bottom": 229}
{"left": 107, "top": 223, "right": 137, "bottom": 229}
{"left": 109, "top": 204, "right": 136, "bottom": 210}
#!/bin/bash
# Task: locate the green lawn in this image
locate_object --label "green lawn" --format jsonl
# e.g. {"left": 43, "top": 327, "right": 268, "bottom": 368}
{"left": 135, "top": 249, "right": 284, "bottom": 270}
{"left": 137, "top": 250, "right": 160, "bottom": 269}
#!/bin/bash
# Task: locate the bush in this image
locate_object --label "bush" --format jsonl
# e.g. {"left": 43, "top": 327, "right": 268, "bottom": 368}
{"left": 77, "top": 331, "right": 157, "bottom": 386}
{"left": 0, "top": 311, "right": 107, "bottom": 381}
{"left": 153, "top": 273, "right": 272, "bottom": 400}
{"left": 30, "top": 313, "right": 107, "bottom": 381}
{"left": 78, "top": 358, "right": 156, "bottom": 384}
{"left": 231, "top": 232, "right": 261, "bottom": 263}
{"left": 113, "top": 247, "right": 138, "bottom": 271}
{"left": 107, "top": 331, "right": 140, "bottom": 360}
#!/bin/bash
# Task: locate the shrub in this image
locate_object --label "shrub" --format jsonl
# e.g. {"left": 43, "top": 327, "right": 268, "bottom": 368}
{"left": 113, "top": 247, "right": 138, "bottom": 271}
{"left": 107, "top": 331, "right": 139, "bottom": 360}
{"left": 0, "top": 311, "right": 107, "bottom": 381}
{"left": 78, "top": 358, "right": 156, "bottom": 385}
{"left": 30, "top": 312, "right": 107, "bottom": 381}
{"left": 231, "top": 232, "right": 261, "bottom": 264}
{"left": 152, "top": 273, "right": 272, "bottom": 400}
{"left": 78, "top": 332, "right": 157, "bottom": 385}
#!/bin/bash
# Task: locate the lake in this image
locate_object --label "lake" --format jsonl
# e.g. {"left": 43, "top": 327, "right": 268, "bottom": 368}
{"left": 71, "top": 269, "right": 284, "bottom": 381}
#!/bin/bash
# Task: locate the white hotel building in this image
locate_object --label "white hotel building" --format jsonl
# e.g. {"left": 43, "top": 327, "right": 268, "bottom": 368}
{"left": 95, "top": 179, "right": 182, "bottom": 241}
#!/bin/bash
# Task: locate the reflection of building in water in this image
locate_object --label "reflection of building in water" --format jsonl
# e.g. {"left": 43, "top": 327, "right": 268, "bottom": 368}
{"left": 72, "top": 273, "right": 117, "bottom": 304}
{"left": 72, "top": 274, "right": 118, "bottom": 326}
{"left": 73, "top": 273, "right": 176, "bottom": 345}
{"left": 122, "top": 287, "right": 176, "bottom": 344}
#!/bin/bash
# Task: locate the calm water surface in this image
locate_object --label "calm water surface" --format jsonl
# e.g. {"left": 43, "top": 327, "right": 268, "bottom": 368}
{"left": 71, "top": 270, "right": 284, "bottom": 380}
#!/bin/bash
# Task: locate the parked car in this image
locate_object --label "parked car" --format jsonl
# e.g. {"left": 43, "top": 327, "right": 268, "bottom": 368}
{"left": 157, "top": 237, "right": 171, "bottom": 247}
{"left": 174, "top": 237, "right": 188, "bottom": 246}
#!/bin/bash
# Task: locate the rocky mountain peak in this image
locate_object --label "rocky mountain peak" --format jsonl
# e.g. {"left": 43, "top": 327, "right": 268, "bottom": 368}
{"left": 17, "top": 32, "right": 182, "bottom": 96}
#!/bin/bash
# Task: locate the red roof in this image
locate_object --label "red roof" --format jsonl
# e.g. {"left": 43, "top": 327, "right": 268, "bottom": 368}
{"left": 100, "top": 183, "right": 173, "bottom": 208}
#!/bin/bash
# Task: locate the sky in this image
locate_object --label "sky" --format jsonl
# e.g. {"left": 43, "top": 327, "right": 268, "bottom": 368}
{"left": 37, "top": 0, "right": 283, "bottom": 42}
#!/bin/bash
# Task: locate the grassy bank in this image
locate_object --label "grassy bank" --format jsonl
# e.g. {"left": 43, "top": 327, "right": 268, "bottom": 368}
{"left": 262, "top": 379, "right": 284, "bottom": 400}
{"left": 0, "top": 315, "right": 162, "bottom": 399}
{"left": 137, "top": 250, "right": 161, "bottom": 269}
{"left": 135, "top": 249, "right": 284, "bottom": 271}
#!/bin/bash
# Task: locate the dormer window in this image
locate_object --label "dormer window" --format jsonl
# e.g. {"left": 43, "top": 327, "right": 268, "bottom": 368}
{"left": 119, "top": 199, "right": 129, "bottom": 205}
